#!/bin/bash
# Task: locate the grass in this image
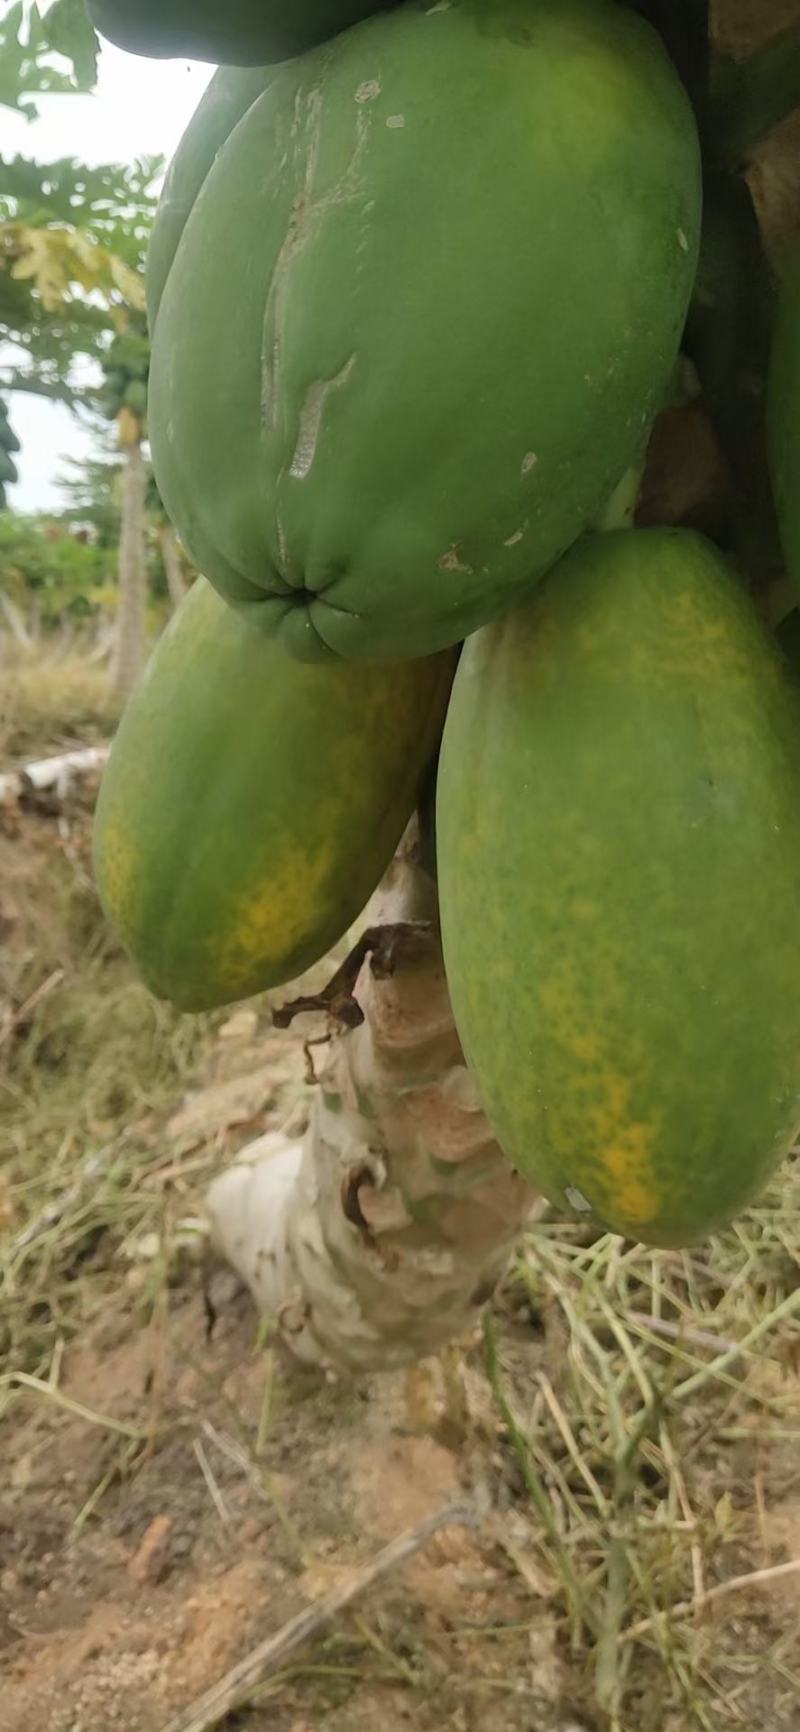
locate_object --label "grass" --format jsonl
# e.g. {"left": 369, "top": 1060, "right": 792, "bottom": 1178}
{"left": 485, "top": 1163, "right": 800, "bottom": 1730}
{"left": 0, "top": 748, "right": 215, "bottom": 1400}
{"left": 0, "top": 636, "right": 120, "bottom": 761}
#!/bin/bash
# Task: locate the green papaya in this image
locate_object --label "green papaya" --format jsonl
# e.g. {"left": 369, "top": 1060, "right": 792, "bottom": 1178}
{"left": 0, "top": 398, "right": 20, "bottom": 455}
{"left": 437, "top": 529, "right": 800, "bottom": 1248}
{"left": 87, "top": 0, "right": 395, "bottom": 65}
{"left": 147, "top": 67, "right": 274, "bottom": 329}
{"left": 94, "top": 579, "right": 452, "bottom": 1011}
{"left": 768, "top": 245, "right": 800, "bottom": 594}
{"left": 148, "top": 0, "right": 701, "bottom": 664}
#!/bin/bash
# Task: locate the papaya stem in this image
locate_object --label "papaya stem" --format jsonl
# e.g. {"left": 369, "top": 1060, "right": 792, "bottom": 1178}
{"left": 593, "top": 461, "right": 646, "bottom": 533}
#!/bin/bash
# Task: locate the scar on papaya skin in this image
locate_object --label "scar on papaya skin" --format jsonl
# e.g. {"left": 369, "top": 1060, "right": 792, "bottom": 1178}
{"left": 438, "top": 545, "right": 472, "bottom": 574}
{"left": 262, "top": 87, "right": 371, "bottom": 439}
{"left": 289, "top": 356, "right": 356, "bottom": 481}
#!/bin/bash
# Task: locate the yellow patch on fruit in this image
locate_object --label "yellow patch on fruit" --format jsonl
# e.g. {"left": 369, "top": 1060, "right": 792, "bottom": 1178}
{"left": 97, "top": 819, "right": 138, "bottom": 922}
{"left": 214, "top": 841, "right": 335, "bottom": 993}
{"left": 598, "top": 1119, "right": 660, "bottom": 1227}
{"left": 582, "top": 1071, "right": 660, "bottom": 1225}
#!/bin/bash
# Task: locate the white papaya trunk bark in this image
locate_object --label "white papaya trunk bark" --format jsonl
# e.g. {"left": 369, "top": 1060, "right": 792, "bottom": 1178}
{"left": 111, "top": 427, "right": 147, "bottom": 701}
{"left": 208, "top": 828, "right": 537, "bottom": 1373}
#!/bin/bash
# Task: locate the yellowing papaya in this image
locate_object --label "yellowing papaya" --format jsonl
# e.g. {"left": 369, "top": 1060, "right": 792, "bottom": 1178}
{"left": 87, "top": 0, "right": 393, "bottom": 65}
{"left": 148, "top": 0, "right": 701, "bottom": 663}
{"left": 437, "top": 529, "right": 800, "bottom": 1248}
{"left": 94, "top": 579, "right": 452, "bottom": 1011}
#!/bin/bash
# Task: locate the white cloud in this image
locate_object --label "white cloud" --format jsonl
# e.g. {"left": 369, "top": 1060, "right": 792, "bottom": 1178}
{"left": 4, "top": 37, "right": 214, "bottom": 511}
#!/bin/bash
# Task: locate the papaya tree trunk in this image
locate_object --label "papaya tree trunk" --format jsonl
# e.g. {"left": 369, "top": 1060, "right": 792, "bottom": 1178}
{"left": 0, "top": 589, "right": 33, "bottom": 648}
{"left": 208, "top": 827, "right": 537, "bottom": 1373}
{"left": 111, "top": 417, "right": 147, "bottom": 700}
{"left": 158, "top": 520, "right": 187, "bottom": 612}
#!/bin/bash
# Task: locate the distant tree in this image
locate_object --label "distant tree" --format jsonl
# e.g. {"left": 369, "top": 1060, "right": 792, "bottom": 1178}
{"left": 58, "top": 443, "right": 121, "bottom": 548}
{"left": 0, "top": 150, "right": 156, "bottom": 410}
{"left": 0, "top": 394, "right": 21, "bottom": 507}
{"left": 0, "top": 0, "right": 97, "bottom": 120}
{"left": 0, "top": 1, "right": 153, "bottom": 409}
{"left": 0, "top": 1, "right": 161, "bottom": 690}
{"left": 60, "top": 447, "right": 193, "bottom": 611}
{"left": 0, "top": 505, "right": 113, "bottom": 631}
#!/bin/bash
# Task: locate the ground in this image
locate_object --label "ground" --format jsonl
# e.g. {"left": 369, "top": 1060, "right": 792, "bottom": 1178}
{"left": 1, "top": 649, "right": 800, "bottom": 1732}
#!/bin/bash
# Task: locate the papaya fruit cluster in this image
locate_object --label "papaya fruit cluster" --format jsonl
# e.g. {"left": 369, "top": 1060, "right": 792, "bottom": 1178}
{"left": 93, "top": 0, "right": 800, "bottom": 1249}
{"left": 0, "top": 396, "right": 20, "bottom": 509}
{"left": 100, "top": 330, "right": 150, "bottom": 424}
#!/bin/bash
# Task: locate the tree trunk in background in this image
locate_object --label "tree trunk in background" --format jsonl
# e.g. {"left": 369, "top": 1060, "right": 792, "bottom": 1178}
{"left": 0, "top": 590, "right": 32, "bottom": 649}
{"left": 111, "top": 420, "right": 147, "bottom": 701}
{"left": 159, "top": 521, "right": 187, "bottom": 612}
{"left": 208, "top": 828, "right": 537, "bottom": 1374}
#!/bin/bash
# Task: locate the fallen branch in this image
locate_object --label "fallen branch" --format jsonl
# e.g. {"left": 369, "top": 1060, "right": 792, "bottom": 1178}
{"left": 166, "top": 1499, "right": 476, "bottom": 1732}
{"left": 0, "top": 744, "right": 109, "bottom": 806}
{"left": 0, "top": 966, "right": 65, "bottom": 1052}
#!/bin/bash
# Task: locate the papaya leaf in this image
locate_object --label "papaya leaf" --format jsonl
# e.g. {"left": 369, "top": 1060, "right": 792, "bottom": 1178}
{"left": 0, "top": 0, "right": 98, "bottom": 116}
{"left": 38, "top": 0, "right": 98, "bottom": 89}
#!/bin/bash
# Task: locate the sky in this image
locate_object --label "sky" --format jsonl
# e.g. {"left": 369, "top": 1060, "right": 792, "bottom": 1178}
{"left": 4, "top": 35, "right": 214, "bottom": 511}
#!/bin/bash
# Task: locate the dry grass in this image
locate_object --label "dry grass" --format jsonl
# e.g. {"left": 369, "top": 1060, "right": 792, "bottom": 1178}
{"left": 0, "top": 637, "right": 120, "bottom": 762}
{"left": 0, "top": 795, "right": 215, "bottom": 1394}
{"left": 486, "top": 1172, "right": 800, "bottom": 1730}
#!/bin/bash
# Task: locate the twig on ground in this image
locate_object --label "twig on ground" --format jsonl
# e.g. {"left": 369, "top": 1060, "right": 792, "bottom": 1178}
{"left": 166, "top": 1500, "right": 476, "bottom": 1732}
{"left": 622, "top": 1557, "right": 800, "bottom": 1643}
{"left": 0, "top": 968, "right": 65, "bottom": 1052}
{"left": 193, "top": 1437, "right": 231, "bottom": 1529}
{"left": 625, "top": 1310, "right": 741, "bottom": 1357}
{"left": 673, "top": 1288, "right": 800, "bottom": 1402}
{"left": 0, "top": 1371, "right": 148, "bottom": 1440}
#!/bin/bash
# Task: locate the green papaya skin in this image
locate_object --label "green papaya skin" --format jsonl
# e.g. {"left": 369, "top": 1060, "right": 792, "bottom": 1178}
{"left": 147, "top": 67, "right": 271, "bottom": 331}
{"left": 437, "top": 529, "right": 800, "bottom": 1249}
{"left": 94, "top": 579, "right": 453, "bottom": 1011}
{"left": 769, "top": 245, "right": 800, "bottom": 595}
{"left": 87, "top": 0, "right": 395, "bottom": 66}
{"left": 148, "top": 0, "right": 701, "bottom": 664}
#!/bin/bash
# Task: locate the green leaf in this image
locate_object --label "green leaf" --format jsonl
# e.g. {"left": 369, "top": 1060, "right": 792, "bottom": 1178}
{"left": 0, "top": 0, "right": 99, "bottom": 115}
{"left": 38, "top": 0, "right": 98, "bottom": 89}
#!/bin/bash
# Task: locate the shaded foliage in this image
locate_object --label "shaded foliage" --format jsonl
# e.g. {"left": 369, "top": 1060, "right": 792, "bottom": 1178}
{"left": 0, "top": 5, "right": 159, "bottom": 415}
{"left": 0, "top": 0, "right": 98, "bottom": 119}
{"left": 0, "top": 507, "right": 114, "bottom": 623}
